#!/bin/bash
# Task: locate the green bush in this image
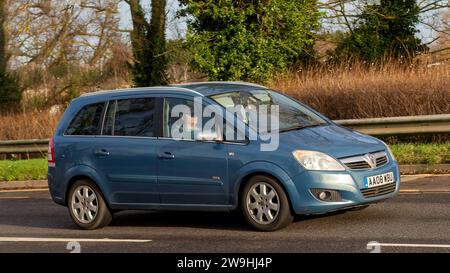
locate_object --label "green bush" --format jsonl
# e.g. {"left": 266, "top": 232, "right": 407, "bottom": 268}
{"left": 0, "top": 73, "right": 22, "bottom": 111}
{"left": 180, "top": 0, "right": 320, "bottom": 82}
{"left": 334, "top": 0, "right": 425, "bottom": 62}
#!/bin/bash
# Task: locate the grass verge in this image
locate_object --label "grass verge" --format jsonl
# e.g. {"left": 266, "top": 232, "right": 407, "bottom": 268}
{"left": 390, "top": 142, "right": 450, "bottom": 165}
{"left": 0, "top": 158, "right": 47, "bottom": 181}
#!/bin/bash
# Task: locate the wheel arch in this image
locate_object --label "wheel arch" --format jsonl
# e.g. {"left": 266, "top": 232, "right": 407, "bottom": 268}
{"left": 62, "top": 165, "right": 110, "bottom": 206}
{"left": 232, "top": 162, "right": 301, "bottom": 212}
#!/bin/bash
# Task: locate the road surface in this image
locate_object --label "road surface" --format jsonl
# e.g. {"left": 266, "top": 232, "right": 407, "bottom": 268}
{"left": 0, "top": 175, "right": 449, "bottom": 253}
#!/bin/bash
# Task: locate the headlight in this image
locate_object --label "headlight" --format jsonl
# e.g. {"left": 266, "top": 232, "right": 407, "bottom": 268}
{"left": 292, "top": 150, "right": 345, "bottom": 171}
{"left": 381, "top": 141, "right": 396, "bottom": 162}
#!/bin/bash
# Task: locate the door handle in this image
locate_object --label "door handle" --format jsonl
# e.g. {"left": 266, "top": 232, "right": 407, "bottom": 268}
{"left": 158, "top": 152, "right": 175, "bottom": 159}
{"left": 94, "top": 149, "right": 110, "bottom": 156}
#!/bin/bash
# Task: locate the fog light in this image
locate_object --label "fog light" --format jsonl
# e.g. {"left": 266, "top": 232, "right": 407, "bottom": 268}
{"left": 318, "top": 191, "right": 330, "bottom": 200}
{"left": 310, "top": 188, "right": 342, "bottom": 202}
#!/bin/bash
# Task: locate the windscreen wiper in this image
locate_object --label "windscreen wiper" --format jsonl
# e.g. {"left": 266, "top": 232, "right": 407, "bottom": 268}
{"left": 279, "top": 123, "right": 324, "bottom": 133}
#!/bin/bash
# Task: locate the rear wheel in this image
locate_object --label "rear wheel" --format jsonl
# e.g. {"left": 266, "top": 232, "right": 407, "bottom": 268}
{"left": 67, "top": 179, "right": 112, "bottom": 230}
{"left": 240, "top": 175, "right": 293, "bottom": 231}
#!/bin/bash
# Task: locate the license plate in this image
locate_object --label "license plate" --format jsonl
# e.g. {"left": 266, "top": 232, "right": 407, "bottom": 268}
{"left": 364, "top": 172, "right": 395, "bottom": 188}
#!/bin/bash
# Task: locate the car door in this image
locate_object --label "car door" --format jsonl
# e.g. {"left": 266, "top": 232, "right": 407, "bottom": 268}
{"left": 92, "top": 96, "right": 161, "bottom": 206}
{"left": 156, "top": 96, "right": 229, "bottom": 206}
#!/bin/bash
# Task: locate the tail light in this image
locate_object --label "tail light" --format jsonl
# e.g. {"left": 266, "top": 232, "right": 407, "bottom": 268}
{"left": 48, "top": 137, "right": 55, "bottom": 167}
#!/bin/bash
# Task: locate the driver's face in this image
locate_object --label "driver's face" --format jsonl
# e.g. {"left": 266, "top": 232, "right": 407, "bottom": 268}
{"left": 185, "top": 115, "right": 199, "bottom": 130}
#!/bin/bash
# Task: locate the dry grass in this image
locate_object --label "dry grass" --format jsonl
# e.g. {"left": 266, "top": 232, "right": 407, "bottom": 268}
{"left": 0, "top": 110, "right": 61, "bottom": 140}
{"left": 269, "top": 62, "right": 450, "bottom": 120}
{"left": 1, "top": 61, "right": 450, "bottom": 140}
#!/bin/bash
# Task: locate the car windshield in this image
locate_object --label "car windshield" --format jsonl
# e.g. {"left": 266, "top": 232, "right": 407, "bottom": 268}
{"left": 210, "top": 89, "right": 327, "bottom": 132}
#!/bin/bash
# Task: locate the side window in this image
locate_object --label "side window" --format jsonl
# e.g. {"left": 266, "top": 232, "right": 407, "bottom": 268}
{"left": 163, "top": 97, "right": 222, "bottom": 140}
{"left": 104, "top": 98, "right": 156, "bottom": 137}
{"left": 65, "top": 102, "right": 105, "bottom": 136}
{"left": 164, "top": 98, "right": 199, "bottom": 139}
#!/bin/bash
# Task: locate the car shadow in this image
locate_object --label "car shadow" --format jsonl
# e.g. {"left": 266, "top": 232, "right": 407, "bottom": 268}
{"left": 109, "top": 210, "right": 255, "bottom": 231}
{"left": 0, "top": 207, "right": 357, "bottom": 232}
{"left": 294, "top": 210, "right": 348, "bottom": 222}
{"left": 0, "top": 190, "right": 358, "bottom": 231}
{"left": 109, "top": 209, "right": 351, "bottom": 231}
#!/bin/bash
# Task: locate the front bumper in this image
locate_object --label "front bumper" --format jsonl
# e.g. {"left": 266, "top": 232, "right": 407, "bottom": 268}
{"left": 289, "top": 162, "right": 400, "bottom": 214}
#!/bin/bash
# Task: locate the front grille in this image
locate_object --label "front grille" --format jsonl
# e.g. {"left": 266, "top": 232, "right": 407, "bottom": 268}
{"left": 344, "top": 161, "right": 371, "bottom": 170}
{"left": 340, "top": 151, "right": 389, "bottom": 170}
{"left": 360, "top": 183, "right": 396, "bottom": 198}
{"left": 376, "top": 156, "right": 388, "bottom": 166}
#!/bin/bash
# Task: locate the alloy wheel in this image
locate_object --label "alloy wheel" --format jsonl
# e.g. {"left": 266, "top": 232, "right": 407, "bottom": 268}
{"left": 246, "top": 182, "right": 280, "bottom": 225}
{"left": 71, "top": 185, "right": 98, "bottom": 224}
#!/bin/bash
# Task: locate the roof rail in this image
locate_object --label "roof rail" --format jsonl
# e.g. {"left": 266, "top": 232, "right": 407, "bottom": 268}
{"left": 79, "top": 86, "right": 203, "bottom": 98}
{"left": 171, "top": 81, "right": 267, "bottom": 89}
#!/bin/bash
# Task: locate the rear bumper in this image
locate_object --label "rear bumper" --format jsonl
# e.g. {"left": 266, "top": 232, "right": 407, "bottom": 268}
{"left": 289, "top": 162, "right": 400, "bottom": 214}
{"left": 47, "top": 167, "right": 65, "bottom": 206}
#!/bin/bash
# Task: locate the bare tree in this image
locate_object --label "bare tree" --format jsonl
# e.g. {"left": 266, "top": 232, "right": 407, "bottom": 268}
{"left": 432, "top": 9, "right": 450, "bottom": 59}
{"left": 0, "top": 0, "right": 6, "bottom": 74}
{"left": 126, "top": 0, "right": 168, "bottom": 86}
{"left": 7, "top": 0, "right": 123, "bottom": 69}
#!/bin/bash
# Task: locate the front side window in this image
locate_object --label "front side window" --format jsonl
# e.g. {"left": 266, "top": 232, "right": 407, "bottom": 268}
{"left": 163, "top": 98, "right": 199, "bottom": 139}
{"left": 65, "top": 102, "right": 105, "bottom": 135}
{"left": 210, "top": 90, "right": 327, "bottom": 132}
{"left": 103, "top": 98, "right": 157, "bottom": 137}
{"left": 162, "top": 97, "right": 223, "bottom": 140}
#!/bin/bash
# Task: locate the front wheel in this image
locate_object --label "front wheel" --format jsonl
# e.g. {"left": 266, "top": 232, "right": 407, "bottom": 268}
{"left": 67, "top": 179, "right": 112, "bottom": 230}
{"left": 241, "top": 175, "right": 293, "bottom": 231}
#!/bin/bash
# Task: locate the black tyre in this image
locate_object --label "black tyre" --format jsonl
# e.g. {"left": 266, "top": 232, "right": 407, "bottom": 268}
{"left": 240, "top": 175, "right": 293, "bottom": 231}
{"left": 67, "top": 179, "right": 112, "bottom": 230}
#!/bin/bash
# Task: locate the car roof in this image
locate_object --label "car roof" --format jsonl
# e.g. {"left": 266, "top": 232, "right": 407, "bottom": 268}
{"left": 77, "top": 81, "right": 267, "bottom": 102}
{"left": 171, "top": 81, "right": 267, "bottom": 96}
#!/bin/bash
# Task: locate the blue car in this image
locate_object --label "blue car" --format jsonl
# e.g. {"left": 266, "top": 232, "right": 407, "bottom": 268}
{"left": 48, "top": 81, "right": 400, "bottom": 231}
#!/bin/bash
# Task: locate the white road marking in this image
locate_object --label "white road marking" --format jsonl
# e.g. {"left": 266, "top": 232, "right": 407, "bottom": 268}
{"left": 0, "top": 237, "right": 151, "bottom": 243}
{"left": 0, "top": 189, "right": 48, "bottom": 193}
{"left": 374, "top": 243, "right": 450, "bottom": 248}
{"left": 0, "top": 196, "right": 30, "bottom": 199}
{"left": 400, "top": 190, "right": 450, "bottom": 194}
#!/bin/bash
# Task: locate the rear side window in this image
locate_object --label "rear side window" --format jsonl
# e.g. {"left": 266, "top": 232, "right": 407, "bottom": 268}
{"left": 103, "top": 98, "right": 157, "bottom": 137}
{"left": 65, "top": 103, "right": 105, "bottom": 135}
